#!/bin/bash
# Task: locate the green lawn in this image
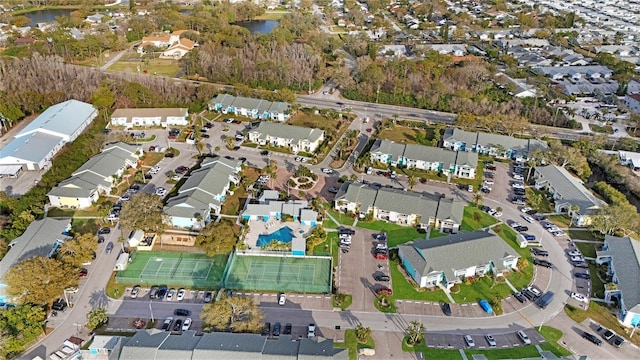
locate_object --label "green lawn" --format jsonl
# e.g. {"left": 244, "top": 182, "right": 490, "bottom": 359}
{"left": 466, "top": 346, "right": 541, "bottom": 359}
{"left": 460, "top": 206, "right": 499, "bottom": 231}
{"left": 574, "top": 242, "right": 599, "bottom": 258}
{"left": 567, "top": 230, "right": 603, "bottom": 242}
{"left": 538, "top": 326, "right": 572, "bottom": 357}
{"left": 421, "top": 348, "right": 463, "bottom": 360}
{"left": 492, "top": 224, "right": 534, "bottom": 290}
{"left": 389, "top": 260, "right": 451, "bottom": 303}
{"left": 429, "top": 228, "right": 447, "bottom": 239}
{"left": 590, "top": 124, "right": 614, "bottom": 134}
{"left": 312, "top": 232, "right": 339, "bottom": 267}
{"left": 588, "top": 262, "right": 605, "bottom": 298}
{"left": 334, "top": 329, "right": 375, "bottom": 360}
{"left": 377, "top": 125, "right": 437, "bottom": 145}
{"left": 109, "top": 58, "right": 181, "bottom": 78}
{"left": 547, "top": 214, "right": 572, "bottom": 228}
{"left": 326, "top": 209, "right": 354, "bottom": 226}
{"left": 450, "top": 276, "right": 512, "bottom": 303}
{"left": 355, "top": 221, "right": 424, "bottom": 247}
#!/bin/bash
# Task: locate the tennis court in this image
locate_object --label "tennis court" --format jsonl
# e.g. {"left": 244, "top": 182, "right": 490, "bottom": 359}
{"left": 116, "top": 251, "right": 228, "bottom": 288}
{"left": 224, "top": 253, "right": 331, "bottom": 293}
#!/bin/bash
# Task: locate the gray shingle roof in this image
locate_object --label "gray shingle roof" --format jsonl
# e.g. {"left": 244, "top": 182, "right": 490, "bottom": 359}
{"left": 597, "top": 235, "right": 640, "bottom": 313}
{"left": 192, "top": 332, "right": 266, "bottom": 360}
{"left": 179, "top": 165, "right": 233, "bottom": 197}
{"left": 17, "top": 99, "right": 97, "bottom": 139}
{"left": 534, "top": 165, "right": 604, "bottom": 214}
{"left": 334, "top": 182, "right": 378, "bottom": 211}
{"left": 298, "top": 337, "right": 348, "bottom": 360}
{"left": 443, "top": 128, "right": 547, "bottom": 154}
{"left": 262, "top": 335, "right": 299, "bottom": 359}
{"left": 251, "top": 122, "right": 324, "bottom": 144}
{"left": 164, "top": 189, "right": 212, "bottom": 218}
{"left": 370, "top": 139, "right": 406, "bottom": 160}
{"left": 0, "top": 218, "right": 71, "bottom": 280}
{"left": 119, "top": 329, "right": 169, "bottom": 360}
{"left": 436, "top": 198, "right": 464, "bottom": 224}
{"left": 398, "top": 230, "right": 519, "bottom": 281}
{"left": 374, "top": 188, "right": 439, "bottom": 222}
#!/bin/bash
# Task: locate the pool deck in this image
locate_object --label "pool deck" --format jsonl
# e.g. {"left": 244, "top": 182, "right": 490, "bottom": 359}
{"left": 245, "top": 219, "right": 311, "bottom": 250}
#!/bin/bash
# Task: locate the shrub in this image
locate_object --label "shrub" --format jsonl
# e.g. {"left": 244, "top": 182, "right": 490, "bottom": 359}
{"left": 450, "top": 283, "right": 461, "bottom": 293}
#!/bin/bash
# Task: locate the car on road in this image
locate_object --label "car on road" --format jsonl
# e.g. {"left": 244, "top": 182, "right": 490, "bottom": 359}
{"left": 533, "top": 258, "right": 553, "bottom": 268}
{"left": 164, "top": 152, "right": 175, "bottom": 158}
{"left": 172, "top": 319, "right": 183, "bottom": 332}
{"left": 278, "top": 293, "right": 286, "bottom": 305}
{"left": 517, "top": 330, "right": 532, "bottom": 345}
{"left": 321, "top": 168, "right": 334, "bottom": 174}
{"left": 162, "top": 317, "right": 173, "bottom": 330}
{"left": 106, "top": 241, "right": 114, "bottom": 254}
{"left": 479, "top": 300, "right": 493, "bottom": 314}
{"left": 571, "top": 292, "right": 589, "bottom": 304}
{"left": 307, "top": 324, "right": 316, "bottom": 338}
{"left": 283, "top": 323, "right": 292, "bottom": 335}
{"left": 182, "top": 317, "right": 192, "bottom": 331}
{"left": 98, "top": 227, "right": 111, "bottom": 235}
{"left": 272, "top": 322, "right": 281, "bottom": 336}
{"left": 485, "top": 334, "right": 497, "bottom": 347}
{"left": 514, "top": 226, "right": 529, "bottom": 232}
{"left": 177, "top": 288, "right": 186, "bottom": 301}
{"left": 174, "top": 309, "right": 191, "bottom": 316}
{"left": 582, "top": 331, "right": 602, "bottom": 346}
{"left": 530, "top": 248, "right": 549, "bottom": 257}
{"left": 131, "top": 286, "right": 140, "bottom": 299}
{"left": 464, "top": 335, "right": 475, "bottom": 347}
{"left": 575, "top": 272, "right": 590, "bottom": 279}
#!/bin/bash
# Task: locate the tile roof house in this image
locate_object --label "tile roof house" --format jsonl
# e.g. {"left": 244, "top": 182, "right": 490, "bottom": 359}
{"left": 0, "top": 100, "right": 98, "bottom": 171}
{"left": 242, "top": 190, "right": 319, "bottom": 226}
{"left": 370, "top": 140, "right": 478, "bottom": 179}
{"left": 334, "top": 182, "right": 464, "bottom": 232}
{"left": 138, "top": 30, "right": 198, "bottom": 58}
{"left": 533, "top": 165, "right": 605, "bottom": 226}
{"left": 0, "top": 218, "right": 71, "bottom": 304}
{"left": 595, "top": 235, "right": 640, "bottom": 328}
{"left": 47, "top": 142, "right": 142, "bottom": 209}
{"left": 397, "top": 230, "right": 519, "bottom": 289}
{"left": 120, "top": 330, "right": 347, "bottom": 360}
{"left": 209, "top": 94, "right": 291, "bottom": 122}
{"left": 164, "top": 157, "right": 242, "bottom": 229}
{"left": 442, "top": 128, "right": 547, "bottom": 161}
{"left": 110, "top": 108, "right": 189, "bottom": 128}
{"left": 248, "top": 122, "right": 325, "bottom": 153}
{"left": 159, "top": 38, "right": 197, "bottom": 59}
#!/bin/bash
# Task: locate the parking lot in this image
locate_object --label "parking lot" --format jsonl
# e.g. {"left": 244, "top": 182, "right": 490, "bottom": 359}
{"left": 238, "top": 292, "right": 333, "bottom": 311}
{"left": 425, "top": 329, "right": 545, "bottom": 350}
{"left": 123, "top": 286, "right": 213, "bottom": 304}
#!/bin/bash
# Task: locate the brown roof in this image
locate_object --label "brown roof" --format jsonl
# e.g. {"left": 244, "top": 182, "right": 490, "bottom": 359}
{"left": 14, "top": 37, "right": 37, "bottom": 45}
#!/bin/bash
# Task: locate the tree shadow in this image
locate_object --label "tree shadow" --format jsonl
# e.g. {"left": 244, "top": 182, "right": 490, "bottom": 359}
{"left": 89, "top": 289, "right": 111, "bottom": 309}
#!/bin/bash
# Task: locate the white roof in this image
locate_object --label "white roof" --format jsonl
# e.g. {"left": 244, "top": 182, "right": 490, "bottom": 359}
{"left": 17, "top": 99, "right": 96, "bottom": 139}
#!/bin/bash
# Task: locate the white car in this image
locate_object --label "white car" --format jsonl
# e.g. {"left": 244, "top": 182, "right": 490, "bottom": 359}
{"left": 166, "top": 288, "right": 175, "bottom": 301}
{"left": 483, "top": 179, "right": 494, "bottom": 185}
{"left": 568, "top": 250, "right": 582, "bottom": 257}
{"left": 513, "top": 174, "right": 524, "bottom": 180}
{"left": 522, "top": 216, "right": 535, "bottom": 223}
{"left": 177, "top": 288, "right": 186, "bottom": 301}
{"left": 552, "top": 230, "right": 567, "bottom": 237}
{"left": 547, "top": 226, "right": 560, "bottom": 232}
{"left": 485, "top": 334, "right": 497, "bottom": 347}
{"left": 182, "top": 317, "right": 192, "bottom": 331}
{"left": 520, "top": 207, "right": 532, "bottom": 213}
{"left": 155, "top": 188, "right": 167, "bottom": 196}
{"left": 464, "top": 335, "right": 475, "bottom": 347}
{"left": 278, "top": 293, "right": 286, "bottom": 306}
{"left": 487, "top": 209, "right": 497, "bottom": 215}
{"left": 509, "top": 222, "right": 522, "bottom": 228}
{"left": 517, "top": 330, "right": 532, "bottom": 345}
{"left": 570, "top": 255, "right": 585, "bottom": 262}
{"left": 322, "top": 168, "right": 333, "bottom": 174}
{"left": 494, "top": 211, "right": 503, "bottom": 217}
{"left": 307, "top": 324, "right": 316, "bottom": 338}
{"left": 294, "top": 156, "right": 302, "bottom": 162}
{"left": 570, "top": 292, "right": 589, "bottom": 304}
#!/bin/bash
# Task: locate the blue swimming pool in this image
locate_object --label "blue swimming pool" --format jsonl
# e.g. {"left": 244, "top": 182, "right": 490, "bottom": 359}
{"left": 258, "top": 226, "right": 294, "bottom": 247}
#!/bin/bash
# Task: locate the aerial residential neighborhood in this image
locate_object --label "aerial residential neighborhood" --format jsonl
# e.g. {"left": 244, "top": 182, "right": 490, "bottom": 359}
{"left": 0, "top": 0, "right": 639, "bottom": 360}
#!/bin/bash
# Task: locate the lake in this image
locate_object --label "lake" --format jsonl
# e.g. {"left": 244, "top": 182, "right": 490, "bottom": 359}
{"left": 24, "top": 9, "right": 74, "bottom": 25}
{"left": 236, "top": 20, "right": 279, "bottom": 34}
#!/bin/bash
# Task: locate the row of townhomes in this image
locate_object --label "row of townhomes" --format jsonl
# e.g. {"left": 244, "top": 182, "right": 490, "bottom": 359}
{"left": 47, "top": 143, "right": 143, "bottom": 209}
{"left": 248, "top": 122, "right": 325, "bottom": 153}
{"left": 533, "top": 165, "right": 605, "bottom": 226}
{"left": 0, "top": 100, "right": 98, "bottom": 176}
{"left": 242, "top": 190, "right": 319, "bottom": 227}
{"left": 398, "top": 230, "right": 520, "bottom": 289}
{"left": 89, "top": 329, "right": 346, "bottom": 359}
{"left": 208, "top": 94, "right": 291, "bottom": 121}
{"left": 164, "top": 157, "right": 242, "bottom": 230}
{"left": 370, "top": 139, "right": 478, "bottom": 179}
{"left": 596, "top": 235, "right": 640, "bottom": 328}
{"left": 334, "top": 182, "right": 464, "bottom": 232}
{"left": 110, "top": 108, "right": 189, "bottom": 128}
{"left": 442, "top": 128, "right": 548, "bottom": 161}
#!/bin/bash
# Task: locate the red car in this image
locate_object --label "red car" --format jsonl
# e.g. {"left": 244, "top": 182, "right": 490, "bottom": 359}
{"left": 376, "top": 287, "right": 393, "bottom": 296}
{"left": 79, "top": 268, "right": 88, "bottom": 277}
{"left": 366, "top": 128, "right": 373, "bottom": 133}
{"left": 374, "top": 253, "right": 389, "bottom": 260}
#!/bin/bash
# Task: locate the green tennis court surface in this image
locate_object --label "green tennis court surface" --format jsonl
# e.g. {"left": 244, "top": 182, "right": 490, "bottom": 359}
{"left": 224, "top": 253, "right": 331, "bottom": 293}
{"left": 116, "top": 251, "right": 228, "bottom": 288}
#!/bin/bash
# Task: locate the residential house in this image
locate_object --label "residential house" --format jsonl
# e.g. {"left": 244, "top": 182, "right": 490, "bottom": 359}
{"left": 533, "top": 165, "right": 605, "bottom": 226}
{"left": 624, "top": 93, "right": 640, "bottom": 114}
{"left": 248, "top": 122, "right": 325, "bottom": 153}
{"left": 208, "top": 94, "right": 291, "bottom": 121}
{"left": 534, "top": 65, "right": 613, "bottom": 81}
{"left": 442, "top": 128, "right": 548, "bottom": 161}
{"left": 379, "top": 45, "right": 408, "bottom": 58}
{"left": 159, "top": 38, "right": 197, "bottom": 59}
{"left": 370, "top": 140, "right": 478, "bottom": 179}
{"left": 163, "top": 157, "right": 242, "bottom": 229}
{"left": 110, "top": 108, "right": 189, "bottom": 128}
{"left": 420, "top": 44, "right": 467, "bottom": 56}
{"left": 47, "top": 142, "right": 142, "bottom": 209}
{"left": 334, "top": 182, "right": 464, "bottom": 232}
{"left": 0, "top": 218, "right": 72, "bottom": 304}
{"left": 138, "top": 30, "right": 193, "bottom": 52}
{"left": 618, "top": 150, "right": 640, "bottom": 171}
{"left": 0, "top": 100, "right": 98, "bottom": 171}
{"left": 397, "top": 230, "right": 519, "bottom": 289}
{"left": 595, "top": 235, "right": 640, "bottom": 328}
{"left": 119, "top": 329, "right": 347, "bottom": 360}
{"left": 242, "top": 190, "right": 319, "bottom": 226}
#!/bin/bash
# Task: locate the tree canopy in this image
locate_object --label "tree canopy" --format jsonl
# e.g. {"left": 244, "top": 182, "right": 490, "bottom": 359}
{"left": 119, "top": 192, "right": 165, "bottom": 232}
{"left": 0, "top": 304, "right": 46, "bottom": 358}
{"left": 196, "top": 219, "right": 239, "bottom": 256}
{"left": 200, "top": 296, "right": 263, "bottom": 333}
{"left": 57, "top": 233, "right": 98, "bottom": 268}
{"left": 5, "top": 257, "right": 77, "bottom": 306}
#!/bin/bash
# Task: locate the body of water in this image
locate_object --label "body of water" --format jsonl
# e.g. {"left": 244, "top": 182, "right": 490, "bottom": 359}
{"left": 24, "top": 9, "right": 74, "bottom": 26}
{"left": 236, "top": 20, "right": 278, "bottom": 34}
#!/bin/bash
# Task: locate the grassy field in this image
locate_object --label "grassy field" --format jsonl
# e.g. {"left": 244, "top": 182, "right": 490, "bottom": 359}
{"left": 389, "top": 261, "right": 451, "bottom": 303}
{"left": 326, "top": 209, "right": 354, "bottom": 226}
{"left": 355, "top": 221, "right": 424, "bottom": 247}
{"left": 460, "top": 206, "right": 499, "bottom": 231}
{"left": 289, "top": 111, "right": 342, "bottom": 132}
{"left": 377, "top": 125, "right": 436, "bottom": 145}
{"left": 574, "top": 241, "right": 599, "bottom": 258}
{"left": 254, "top": 11, "right": 289, "bottom": 20}
{"left": 590, "top": 124, "right": 614, "bottom": 134}
{"left": 334, "top": 329, "right": 375, "bottom": 360}
{"left": 587, "top": 262, "right": 605, "bottom": 298}
{"left": 538, "top": 326, "right": 572, "bottom": 356}
{"left": 492, "top": 224, "right": 534, "bottom": 290}
{"left": 48, "top": 208, "right": 102, "bottom": 218}
{"left": 451, "top": 275, "right": 512, "bottom": 303}
{"left": 547, "top": 214, "right": 572, "bottom": 228}
{"left": 564, "top": 302, "right": 640, "bottom": 346}
{"left": 109, "top": 58, "right": 181, "bottom": 78}
{"left": 567, "top": 230, "right": 603, "bottom": 242}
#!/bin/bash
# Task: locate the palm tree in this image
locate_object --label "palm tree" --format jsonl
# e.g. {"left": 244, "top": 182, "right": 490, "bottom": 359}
{"left": 408, "top": 174, "right": 417, "bottom": 191}
{"left": 472, "top": 192, "right": 483, "bottom": 207}
{"left": 405, "top": 320, "right": 425, "bottom": 346}
{"left": 355, "top": 324, "right": 372, "bottom": 343}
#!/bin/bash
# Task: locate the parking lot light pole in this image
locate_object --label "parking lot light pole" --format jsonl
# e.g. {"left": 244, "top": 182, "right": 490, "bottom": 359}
{"left": 149, "top": 301, "right": 154, "bottom": 322}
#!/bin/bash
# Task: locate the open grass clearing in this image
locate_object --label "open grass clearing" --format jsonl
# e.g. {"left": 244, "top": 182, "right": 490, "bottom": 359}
{"left": 525, "top": 188, "right": 554, "bottom": 213}
{"left": 254, "top": 11, "right": 289, "bottom": 20}
{"left": 326, "top": 209, "right": 354, "bottom": 226}
{"left": 567, "top": 230, "right": 603, "bottom": 242}
{"left": 574, "top": 241, "right": 599, "bottom": 258}
{"left": 460, "top": 205, "right": 499, "bottom": 231}
{"left": 389, "top": 260, "right": 450, "bottom": 303}
{"left": 547, "top": 214, "right": 572, "bottom": 228}
{"left": 450, "top": 275, "right": 512, "bottom": 303}
{"left": 355, "top": 221, "right": 423, "bottom": 247}
{"left": 109, "top": 58, "right": 181, "bottom": 78}
{"left": 377, "top": 125, "right": 436, "bottom": 145}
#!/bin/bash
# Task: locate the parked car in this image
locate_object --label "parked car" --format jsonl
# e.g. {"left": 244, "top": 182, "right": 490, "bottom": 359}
{"left": 172, "top": 319, "right": 183, "bottom": 332}
{"left": 571, "top": 292, "right": 589, "bottom": 304}
{"left": 441, "top": 302, "right": 452, "bottom": 316}
{"left": 106, "top": 241, "right": 114, "bottom": 254}
{"left": 130, "top": 286, "right": 140, "bottom": 299}
{"left": 464, "top": 335, "right": 475, "bottom": 347}
{"left": 321, "top": 168, "right": 334, "bottom": 174}
{"left": 512, "top": 292, "right": 527, "bottom": 303}
{"left": 611, "top": 335, "right": 625, "bottom": 348}
{"left": 177, "top": 288, "right": 186, "bottom": 301}
{"left": 204, "top": 291, "right": 213, "bottom": 303}
{"left": 530, "top": 248, "right": 549, "bottom": 257}
{"left": 533, "top": 258, "right": 553, "bottom": 268}
{"left": 262, "top": 322, "right": 271, "bottom": 336}
{"left": 162, "top": 317, "right": 173, "bottom": 330}
{"left": 517, "top": 330, "right": 532, "bottom": 345}
{"left": 374, "top": 253, "right": 389, "bottom": 260}
{"left": 602, "top": 329, "right": 615, "bottom": 341}
{"left": 272, "top": 322, "right": 281, "bottom": 336}
{"left": 522, "top": 215, "right": 535, "bottom": 223}
{"left": 278, "top": 293, "right": 286, "bottom": 306}
{"left": 328, "top": 187, "right": 339, "bottom": 194}
{"left": 182, "top": 318, "right": 192, "bottom": 331}
{"left": 375, "top": 274, "right": 390, "bottom": 282}
{"left": 570, "top": 255, "right": 586, "bottom": 263}
{"left": 485, "top": 334, "right": 497, "bottom": 347}
{"left": 575, "top": 272, "right": 590, "bottom": 279}
{"left": 376, "top": 287, "right": 393, "bottom": 296}
{"left": 98, "top": 227, "right": 111, "bottom": 235}
{"left": 582, "top": 331, "right": 602, "bottom": 346}
{"left": 174, "top": 309, "right": 190, "bottom": 316}
{"left": 79, "top": 268, "right": 88, "bottom": 277}
{"left": 307, "top": 324, "right": 316, "bottom": 338}
{"left": 568, "top": 250, "right": 582, "bottom": 257}
{"left": 283, "top": 323, "right": 292, "bottom": 335}
{"left": 479, "top": 300, "right": 493, "bottom": 314}
{"left": 52, "top": 298, "right": 67, "bottom": 311}
{"left": 166, "top": 288, "right": 175, "bottom": 301}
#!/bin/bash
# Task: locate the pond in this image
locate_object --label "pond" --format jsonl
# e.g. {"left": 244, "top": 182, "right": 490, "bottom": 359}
{"left": 24, "top": 9, "right": 74, "bottom": 25}
{"left": 235, "top": 20, "right": 279, "bottom": 34}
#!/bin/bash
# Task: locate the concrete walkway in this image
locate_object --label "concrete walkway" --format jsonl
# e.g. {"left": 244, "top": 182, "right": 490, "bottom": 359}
{"left": 438, "top": 284, "right": 456, "bottom": 304}
{"left": 324, "top": 211, "right": 341, "bottom": 228}
{"left": 503, "top": 277, "right": 519, "bottom": 292}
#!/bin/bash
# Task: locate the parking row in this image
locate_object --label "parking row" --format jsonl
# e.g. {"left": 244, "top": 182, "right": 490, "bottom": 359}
{"left": 425, "top": 329, "right": 544, "bottom": 350}
{"left": 124, "top": 286, "right": 215, "bottom": 303}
